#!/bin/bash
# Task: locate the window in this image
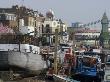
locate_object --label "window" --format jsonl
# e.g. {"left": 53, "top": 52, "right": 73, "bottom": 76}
{"left": 29, "top": 46, "right": 32, "bottom": 52}
{"left": 6, "top": 16, "right": 9, "bottom": 20}
{"left": 46, "top": 24, "right": 50, "bottom": 33}
{"left": 53, "top": 22, "right": 56, "bottom": 26}
{"left": 9, "top": 15, "right": 11, "bottom": 20}
{"left": 82, "top": 57, "right": 96, "bottom": 67}
{"left": 107, "top": 55, "right": 110, "bottom": 62}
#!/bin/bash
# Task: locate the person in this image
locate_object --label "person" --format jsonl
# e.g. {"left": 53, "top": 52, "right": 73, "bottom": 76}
{"left": 89, "top": 47, "right": 93, "bottom": 52}
{"left": 90, "top": 58, "right": 96, "bottom": 67}
{"left": 46, "top": 68, "right": 54, "bottom": 80}
{"left": 58, "top": 67, "right": 65, "bottom": 76}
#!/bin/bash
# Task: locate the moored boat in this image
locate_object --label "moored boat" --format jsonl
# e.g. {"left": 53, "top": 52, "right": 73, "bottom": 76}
{"left": 0, "top": 24, "right": 47, "bottom": 76}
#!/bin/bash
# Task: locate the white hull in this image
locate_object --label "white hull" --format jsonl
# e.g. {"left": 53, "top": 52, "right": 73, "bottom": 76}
{"left": 0, "top": 51, "right": 46, "bottom": 72}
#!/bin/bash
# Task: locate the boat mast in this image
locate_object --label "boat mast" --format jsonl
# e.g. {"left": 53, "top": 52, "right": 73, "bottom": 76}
{"left": 54, "top": 29, "right": 58, "bottom": 74}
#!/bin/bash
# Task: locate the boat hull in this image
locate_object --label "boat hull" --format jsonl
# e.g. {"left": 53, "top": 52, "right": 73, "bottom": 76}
{"left": 0, "top": 51, "right": 46, "bottom": 74}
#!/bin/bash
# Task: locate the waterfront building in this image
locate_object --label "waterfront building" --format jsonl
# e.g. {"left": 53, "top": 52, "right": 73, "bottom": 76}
{"left": 67, "top": 26, "right": 101, "bottom": 47}
{"left": 0, "top": 13, "right": 17, "bottom": 32}
{"left": 44, "top": 10, "right": 67, "bottom": 33}
{"left": 72, "top": 22, "right": 83, "bottom": 27}
{"left": 43, "top": 10, "right": 68, "bottom": 45}
{"left": 0, "top": 5, "right": 68, "bottom": 46}
{"left": 100, "top": 12, "right": 109, "bottom": 48}
{"left": 75, "top": 28, "right": 100, "bottom": 46}
{"left": 34, "top": 12, "right": 45, "bottom": 37}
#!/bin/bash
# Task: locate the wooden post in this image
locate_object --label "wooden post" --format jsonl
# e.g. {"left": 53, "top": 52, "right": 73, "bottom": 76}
{"left": 72, "top": 32, "right": 75, "bottom": 51}
{"left": 95, "top": 39, "right": 96, "bottom": 46}
{"left": 54, "top": 29, "right": 58, "bottom": 74}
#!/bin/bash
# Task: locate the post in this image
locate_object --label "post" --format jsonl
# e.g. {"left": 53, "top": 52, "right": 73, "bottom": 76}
{"left": 54, "top": 29, "right": 58, "bottom": 74}
{"left": 72, "top": 32, "right": 75, "bottom": 51}
{"left": 95, "top": 38, "right": 96, "bottom": 46}
{"left": 109, "top": 39, "right": 110, "bottom": 49}
{"left": 19, "top": 35, "right": 21, "bottom": 52}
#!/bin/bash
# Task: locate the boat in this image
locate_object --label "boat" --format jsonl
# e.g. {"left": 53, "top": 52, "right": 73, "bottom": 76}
{"left": 0, "top": 23, "right": 47, "bottom": 77}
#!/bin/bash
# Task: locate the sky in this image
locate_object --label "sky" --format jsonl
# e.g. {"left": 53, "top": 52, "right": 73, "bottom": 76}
{"left": 0, "top": 0, "right": 110, "bottom": 27}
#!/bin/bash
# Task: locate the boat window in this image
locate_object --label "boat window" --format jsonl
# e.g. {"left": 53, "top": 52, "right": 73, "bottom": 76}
{"left": 61, "top": 48, "right": 64, "bottom": 51}
{"left": 30, "top": 46, "right": 32, "bottom": 52}
{"left": 84, "top": 52, "right": 97, "bottom": 55}
{"left": 82, "top": 57, "right": 96, "bottom": 67}
{"left": 59, "top": 44, "right": 70, "bottom": 47}
{"left": 61, "top": 48, "right": 69, "bottom": 52}
{"left": 107, "top": 55, "right": 110, "bottom": 63}
{"left": 75, "top": 52, "right": 80, "bottom": 55}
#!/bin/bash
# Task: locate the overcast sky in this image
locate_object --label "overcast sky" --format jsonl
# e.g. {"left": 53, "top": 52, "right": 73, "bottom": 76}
{"left": 0, "top": 0, "right": 110, "bottom": 27}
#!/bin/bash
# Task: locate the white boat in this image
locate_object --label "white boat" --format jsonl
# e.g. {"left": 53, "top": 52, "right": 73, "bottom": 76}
{"left": 0, "top": 44, "right": 46, "bottom": 74}
{"left": 0, "top": 12, "right": 48, "bottom": 80}
{"left": 0, "top": 25, "right": 47, "bottom": 76}
{"left": 0, "top": 43, "right": 47, "bottom": 77}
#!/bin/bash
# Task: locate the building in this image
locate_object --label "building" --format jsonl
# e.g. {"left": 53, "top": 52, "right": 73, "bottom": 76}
{"left": 100, "top": 12, "right": 109, "bottom": 48}
{"left": 75, "top": 28, "right": 100, "bottom": 46}
{"left": 42, "top": 10, "right": 68, "bottom": 45}
{"left": 0, "top": 5, "right": 44, "bottom": 35}
{"left": 72, "top": 22, "right": 83, "bottom": 27}
{"left": 0, "top": 5, "right": 68, "bottom": 46}
{"left": 67, "top": 26, "right": 101, "bottom": 47}
{"left": 0, "top": 13, "right": 17, "bottom": 32}
{"left": 34, "top": 13, "right": 45, "bottom": 37}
